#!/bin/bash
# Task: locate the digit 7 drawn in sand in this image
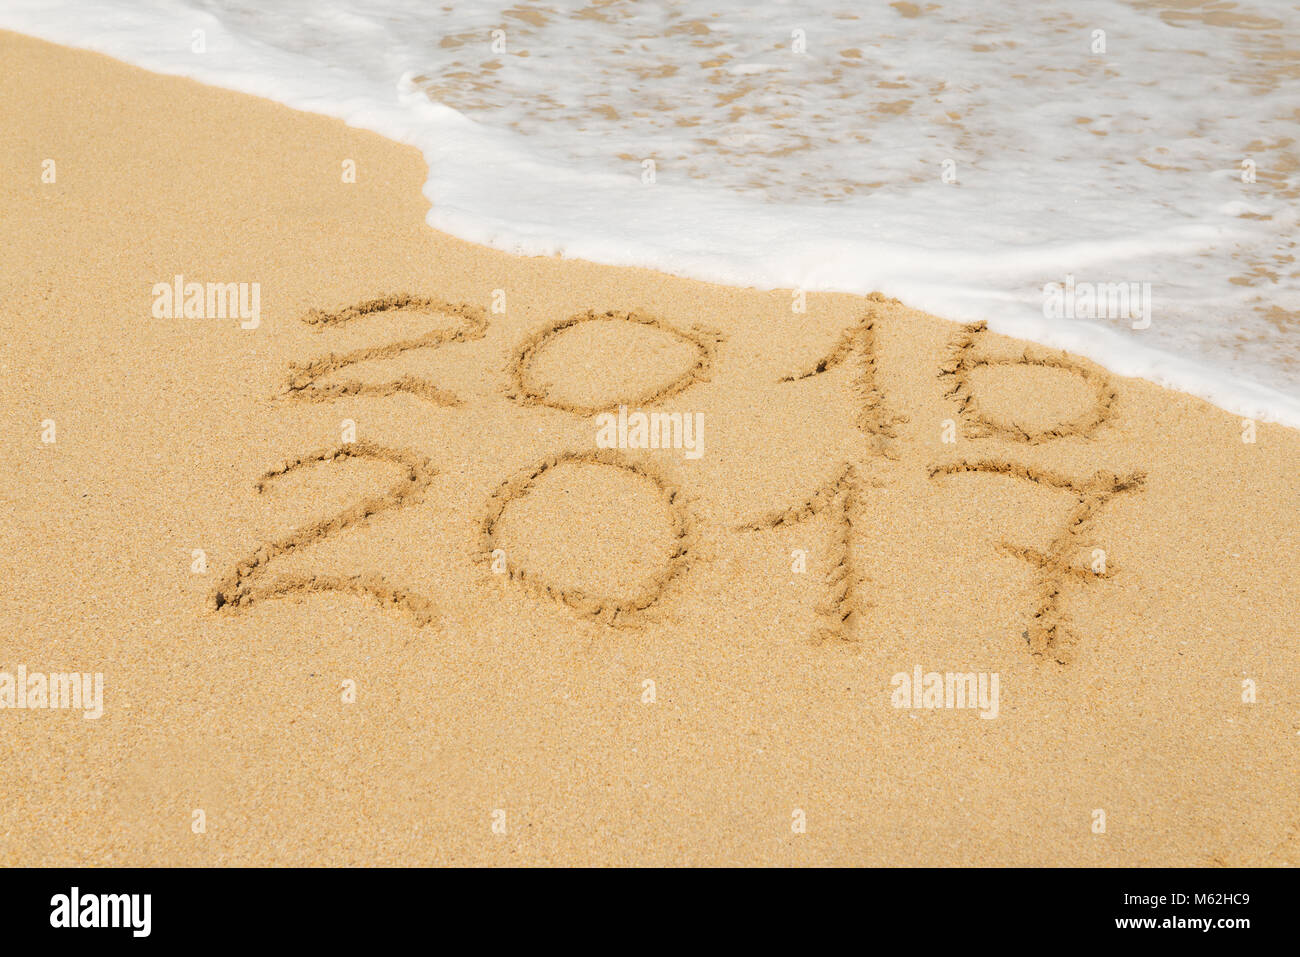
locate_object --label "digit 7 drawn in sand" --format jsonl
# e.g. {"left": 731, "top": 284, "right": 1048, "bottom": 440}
{"left": 927, "top": 460, "right": 1144, "bottom": 663}
{"left": 213, "top": 294, "right": 1145, "bottom": 664}
{"left": 757, "top": 308, "right": 1145, "bottom": 659}
{"left": 931, "top": 320, "right": 1144, "bottom": 659}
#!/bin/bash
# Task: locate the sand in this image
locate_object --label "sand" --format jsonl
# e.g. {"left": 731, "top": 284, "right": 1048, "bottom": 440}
{"left": 1, "top": 30, "right": 1297, "bottom": 866}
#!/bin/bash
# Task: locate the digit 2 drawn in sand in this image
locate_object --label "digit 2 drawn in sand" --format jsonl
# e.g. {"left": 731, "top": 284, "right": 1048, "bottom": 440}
{"left": 477, "top": 450, "right": 697, "bottom": 626}
{"left": 215, "top": 292, "right": 486, "bottom": 626}
{"left": 927, "top": 460, "right": 1145, "bottom": 663}
{"left": 283, "top": 294, "right": 487, "bottom": 405}
{"left": 737, "top": 463, "right": 877, "bottom": 643}
{"left": 212, "top": 441, "right": 439, "bottom": 626}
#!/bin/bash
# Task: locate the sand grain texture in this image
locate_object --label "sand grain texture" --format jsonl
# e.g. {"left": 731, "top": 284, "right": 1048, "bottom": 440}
{"left": 1, "top": 32, "right": 1297, "bottom": 866}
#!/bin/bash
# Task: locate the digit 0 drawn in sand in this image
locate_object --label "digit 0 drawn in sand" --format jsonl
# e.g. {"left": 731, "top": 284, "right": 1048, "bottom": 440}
{"left": 737, "top": 463, "right": 879, "bottom": 643}
{"left": 283, "top": 294, "right": 488, "bottom": 405}
{"left": 778, "top": 300, "right": 905, "bottom": 454}
{"left": 477, "top": 449, "right": 697, "bottom": 626}
{"left": 928, "top": 459, "right": 1145, "bottom": 663}
{"left": 939, "top": 321, "right": 1118, "bottom": 443}
{"left": 505, "top": 309, "right": 723, "bottom": 414}
{"left": 212, "top": 441, "right": 438, "bottom": 626}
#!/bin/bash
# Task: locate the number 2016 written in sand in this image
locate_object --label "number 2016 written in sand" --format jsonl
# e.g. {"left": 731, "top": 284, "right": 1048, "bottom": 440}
{"left": 212, "top": 294, "right": 1143, "bottom": 663}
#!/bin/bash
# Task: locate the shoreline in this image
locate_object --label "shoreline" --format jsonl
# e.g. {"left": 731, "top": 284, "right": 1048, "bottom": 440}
{"left": 0, "top": 13, "right": 1297, "bottom": 429}
{"left": 2, "top": 30, "right": 1298, "bottom": 866}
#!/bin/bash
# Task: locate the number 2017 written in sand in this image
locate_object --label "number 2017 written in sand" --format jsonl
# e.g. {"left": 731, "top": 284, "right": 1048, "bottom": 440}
{"left": 212, "top": 294, "right": 1143, "bottom": 663}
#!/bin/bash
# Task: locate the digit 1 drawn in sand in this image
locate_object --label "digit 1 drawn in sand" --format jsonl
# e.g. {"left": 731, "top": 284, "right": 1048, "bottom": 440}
{"left": 737, "top": 463, "right": 876, "bottom": 643}
{"left": 505, "top": 310, "right": 723, "bottom": 414}
{"left": 778, "top": 302, "right": 905, "bottom": 454}
{"left": 283, "top": 294, "right": 488, "bottom": 405}
{"left": 212, "top": 441, "right": 438, "bottom": 626}
{"left": 477, "top": 449, "right": 696, "bottom": 626}
{"left": 939, "top": 321, "right": 1118, "bottom": 443}
{"left": 927, "top": 459, "right": 1145, "bottom": 662}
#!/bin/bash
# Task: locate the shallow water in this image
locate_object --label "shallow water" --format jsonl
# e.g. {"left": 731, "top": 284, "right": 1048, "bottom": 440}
{"left": 6, "top": 0, "right": 1299, "bottom": 422}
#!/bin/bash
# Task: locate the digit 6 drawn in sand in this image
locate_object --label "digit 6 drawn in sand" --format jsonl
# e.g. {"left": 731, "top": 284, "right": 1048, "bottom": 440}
{"left": 939, "top": 321, "right": 1118, "bottom": 443}
{"left": 212, "top": 441, "right": 439, "bottom": 625}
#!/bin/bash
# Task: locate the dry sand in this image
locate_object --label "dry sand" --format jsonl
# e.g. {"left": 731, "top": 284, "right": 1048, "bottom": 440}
{"left": 1, "top": 30, "right": 1297, "bottom": 866}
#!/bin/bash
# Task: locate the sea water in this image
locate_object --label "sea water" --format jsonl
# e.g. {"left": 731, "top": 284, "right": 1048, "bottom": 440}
{"left": 5, "top": 0, "right": 1298, "bottom": 424}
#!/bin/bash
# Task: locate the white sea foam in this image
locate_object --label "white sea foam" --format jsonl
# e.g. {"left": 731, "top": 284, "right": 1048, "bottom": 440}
{"left": 5, "top": 0, "right": 1298, "bottom": 425}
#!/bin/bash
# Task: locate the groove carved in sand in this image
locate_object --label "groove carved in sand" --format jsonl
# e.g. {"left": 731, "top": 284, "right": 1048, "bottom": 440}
{"left": 738, "top": 463, "right": 877, "bottom": 643}
{"left": 284, "top": 294, "right": 488, "bottom": 405}
{"left": 940, "top": 321, "right": 1118, "bottom": 443}
{"left": 477, "top": 449, "right": 696, "bottom": 626}
{"left": 212, "top": 441, "right": 438, "bottom": 625}
{"left": 505, "top": 309, "right": 723, "bottom": 414}
{"left": 927, "top": 459, "right": 1145, "bottom": 662}
{"left": 240, "top": 294, "right": 1142, "bottom": 658}
{"left": 778, "top": 301, "right": 905, "bottom": 452}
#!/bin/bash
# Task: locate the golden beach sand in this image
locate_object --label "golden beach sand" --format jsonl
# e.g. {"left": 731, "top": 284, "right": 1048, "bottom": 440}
{"left": 1, "top": 31, "right": 1297, "bottom": 866}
